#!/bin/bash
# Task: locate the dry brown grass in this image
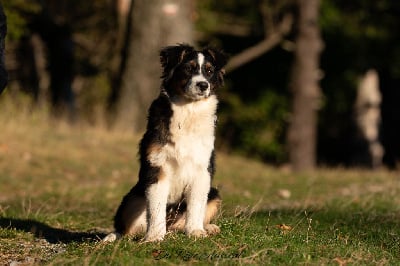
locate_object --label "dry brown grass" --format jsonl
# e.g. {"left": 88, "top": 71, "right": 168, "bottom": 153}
{"left": 1, "top": 95, "right": 399, "bottom": 265}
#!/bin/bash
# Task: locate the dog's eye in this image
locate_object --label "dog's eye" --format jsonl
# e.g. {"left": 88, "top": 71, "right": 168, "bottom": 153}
{"left": 205, "top": 67, "right": 214, "bottom": 76}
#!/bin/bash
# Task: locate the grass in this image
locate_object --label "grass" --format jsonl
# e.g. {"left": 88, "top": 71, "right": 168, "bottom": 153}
{"left": 0, "top": 99, "right": 399, "bottom": 265}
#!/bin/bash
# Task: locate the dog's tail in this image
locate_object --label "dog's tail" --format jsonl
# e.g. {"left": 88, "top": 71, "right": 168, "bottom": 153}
{"left": 102, "top": 232, "right": 121, "bottom": 243}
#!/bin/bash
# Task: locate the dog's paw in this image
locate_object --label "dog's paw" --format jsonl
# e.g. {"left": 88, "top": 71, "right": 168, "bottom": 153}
{"left": 204, "top": 224, "right": 220, "bottom": 235}
{"left": 102, "top": 232, "right": 121, "bottom": 243}
{"left": 187, "top": 229, "right": 207, "bottom": 239}
{"left": 144, "top": 232, "right": 165, "bottom": 242}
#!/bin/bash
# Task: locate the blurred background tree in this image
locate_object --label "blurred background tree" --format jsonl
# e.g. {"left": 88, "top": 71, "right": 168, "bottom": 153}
{"left": 287, "top": 0, "right": 323, "bottom": 171}
{"left": 110, "top": 0, "right": 194, "bottom": 131}
{"left": 1, "top": 0, "right": 400, "bottom": 169}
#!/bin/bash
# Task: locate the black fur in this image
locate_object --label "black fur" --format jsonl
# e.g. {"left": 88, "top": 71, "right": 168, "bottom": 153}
{"left": 113, "top": 44, "right": 228, "bottom": 237}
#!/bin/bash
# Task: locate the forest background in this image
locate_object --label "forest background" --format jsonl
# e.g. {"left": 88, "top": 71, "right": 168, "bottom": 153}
{"left": 2, "top": 0, "right": 400, "bottom": 171}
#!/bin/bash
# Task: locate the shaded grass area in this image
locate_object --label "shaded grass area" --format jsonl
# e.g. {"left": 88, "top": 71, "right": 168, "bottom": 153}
{"left": 0, "top": 105, "right": 399, "bottom": 265}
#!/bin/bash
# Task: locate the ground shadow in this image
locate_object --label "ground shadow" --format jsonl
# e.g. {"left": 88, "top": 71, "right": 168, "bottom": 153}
{"left": 0, "top": 217, "right": 107, "bottom": 244}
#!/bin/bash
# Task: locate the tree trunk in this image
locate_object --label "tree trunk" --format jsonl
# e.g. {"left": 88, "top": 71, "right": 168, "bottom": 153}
{"left": 354, "top": 69, "right": 383, "bottom": 169}
{"left": 107, "top": 0, "right": 131, "bottom": 114}
{"left": 114, "top": 0, "right": 194, "bottom": 132}
{"left": 0, "top": 3, "right": 8, "bottom": 93}
{"left": 287, "top": 0, "right": 323, "bottom": 171}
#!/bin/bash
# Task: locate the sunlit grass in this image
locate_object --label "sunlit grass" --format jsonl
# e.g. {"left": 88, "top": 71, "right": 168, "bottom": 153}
{"left": 0, "top": 96, "right": 399, "bottom": 265}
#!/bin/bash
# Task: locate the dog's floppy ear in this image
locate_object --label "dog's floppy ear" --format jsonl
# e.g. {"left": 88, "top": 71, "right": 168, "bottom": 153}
{"left": 160, "top": 44, "right": 194, "bottom": 78}
{"left": 203, "top": 47, "right": 228, "bottom": 71}
{"left": 203, "top": 47, "right": 228, "bottom": 86}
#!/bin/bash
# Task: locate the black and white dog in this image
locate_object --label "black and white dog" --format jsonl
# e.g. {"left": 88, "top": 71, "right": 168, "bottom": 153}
{"left": 104, "top": 44, "right": 227, "bottom": 242}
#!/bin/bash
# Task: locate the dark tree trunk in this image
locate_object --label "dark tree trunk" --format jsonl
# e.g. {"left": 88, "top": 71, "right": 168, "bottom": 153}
{"left": 0, "top": 3, "right": 7, "bottom": 93}
{"left": 287, "top": 0, "right": 323, "bottom": 171}
{"left": 30, "top": 12, "right": 76, "bottom": 121}
{"left": 113, "top": 0, "right": 194, "bottom": 132}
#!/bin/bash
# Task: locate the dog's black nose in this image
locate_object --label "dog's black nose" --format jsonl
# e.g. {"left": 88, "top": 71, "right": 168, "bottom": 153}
{"left": 197, "top": 81, "right": 209, "bottom": 92}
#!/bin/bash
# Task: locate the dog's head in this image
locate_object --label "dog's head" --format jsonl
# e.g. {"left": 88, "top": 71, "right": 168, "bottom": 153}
{"left": 160, "top": 44, "right": 228, "bottom": 101}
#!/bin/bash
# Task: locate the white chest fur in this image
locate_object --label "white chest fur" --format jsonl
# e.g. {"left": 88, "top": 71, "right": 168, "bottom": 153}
{"left": 169, "top": 95, "right": 217, "bottom": 164}
{"left": 149, "top": 95, "right": 218, "bottom": 203}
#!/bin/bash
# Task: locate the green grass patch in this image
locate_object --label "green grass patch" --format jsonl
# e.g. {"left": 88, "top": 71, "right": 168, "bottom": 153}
{"left": 0, "top": 104, "right": 399, "bottom": 265}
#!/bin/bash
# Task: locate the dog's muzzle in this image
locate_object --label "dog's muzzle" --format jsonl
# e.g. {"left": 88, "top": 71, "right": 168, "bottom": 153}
{"left": 196, "top": 81, "right": 209, "bottom": 92}
{"left": 186, "top": 78, "right": 210, "bottom": 100}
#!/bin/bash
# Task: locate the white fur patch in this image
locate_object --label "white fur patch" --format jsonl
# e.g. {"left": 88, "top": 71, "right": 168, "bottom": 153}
{"left": 102, "top": 232, "right": 121, "bottom": 242}
{"left": 145, "top": 178, "right": 169, "bottom": 241}
{"left": 186, "top": 53, "right": 210, "bottom": 99}
{"left": 197, "top": 53, "right": 205, "bottom": 74}
{"left": 147, "top": 95, "right": 218, "bottom": 236}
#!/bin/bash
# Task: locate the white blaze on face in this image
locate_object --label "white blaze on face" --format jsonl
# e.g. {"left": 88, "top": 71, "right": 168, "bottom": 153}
{"left": 197, "top": 53, "right": 205, "bottom": 74}
{"left": 187, "top": 53, "right": 210, "bottom": 99}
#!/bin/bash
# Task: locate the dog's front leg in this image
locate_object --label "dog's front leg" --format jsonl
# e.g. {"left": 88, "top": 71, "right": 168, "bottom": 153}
{"left": 145, "top": 179, "right": 169, "bottom": 242}
{"left": 185, "top": 171, "right": 210, "bottom": 238}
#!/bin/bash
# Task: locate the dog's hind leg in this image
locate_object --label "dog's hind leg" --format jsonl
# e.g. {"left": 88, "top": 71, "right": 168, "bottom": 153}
{"left": 103, "top": 192, "right": 146, "bottom": 242}
{"left": 167, "top": 187, "right": 221, "bottom": 235}
{"left": 112, "top": 187, "right": 147, "bottom": 238}
{"left": 203, "top": 187, "right": 222, "bottom": 235}
{"left": 166, "top": 199, "right": 186, "bottom": 232}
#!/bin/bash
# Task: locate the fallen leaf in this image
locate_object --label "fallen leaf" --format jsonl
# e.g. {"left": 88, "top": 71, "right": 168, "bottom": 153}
{"left": 276, "top": 224, "right": 292, "bottom": 231}
{"left": 333, "top": 257, "right": 351, "bottom": 266}
{"left": 152, "top": 249, "right": 162, "bottom": 258}
{"left": 277, "top": 189, "right": 291, "bottom": 199}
